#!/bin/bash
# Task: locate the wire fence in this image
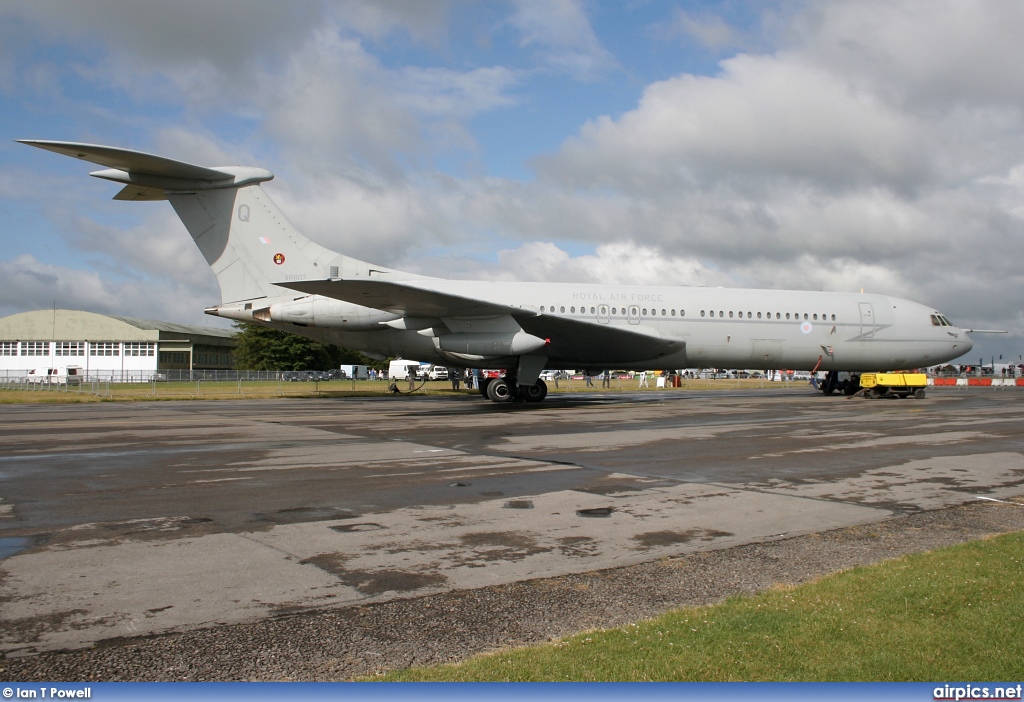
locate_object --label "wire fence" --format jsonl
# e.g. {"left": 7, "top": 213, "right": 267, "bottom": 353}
{"left": 0, "top": 367, "right": 1016, "bottom": 399}
{"left": 0, "top": 369, "right": 403, "bottom": 399}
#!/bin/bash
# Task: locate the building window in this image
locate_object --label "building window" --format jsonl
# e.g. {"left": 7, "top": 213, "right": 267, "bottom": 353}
{"left": 0, "top": 342, "right": 16, "bottom": 356}
{"left": 124, "top": 342, "right": 155, "bottom": 357}
{"left": 55, "top": 341, "right": 85, "bottom": 356}
{"left": 21, "top": 341, "right": 48, "bottom": 356}
{"left": 159, "top": 351, "right": 189, "bottom": 364}
{"left": 90, "top": 342, "right": 119, "bottom": 356}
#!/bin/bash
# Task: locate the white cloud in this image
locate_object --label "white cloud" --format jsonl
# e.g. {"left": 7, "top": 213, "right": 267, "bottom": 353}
{"left": 797, "top": 1, "right": 1024, "bottom": 108}
{"left": 666, "top": 9, "right": 738, "bottom": 50}
{"left": 507, "top": 0, "right": 617, "bottom": 79}
{"left": 539, "top": 53, "right": 931, "bottom": 193}
{"left": 332, "top": 0, "right": 455, "bottom": 45}
{"left": 0, "top": 254, "right": 224, "bottom": 328}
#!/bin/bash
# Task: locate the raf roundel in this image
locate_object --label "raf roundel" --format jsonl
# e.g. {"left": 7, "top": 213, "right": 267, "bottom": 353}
{"left": 273, "top": 253, "right": 285, "bottom": 265}
{"left": 800, "top": 321, "right": 813, "bottom": 334}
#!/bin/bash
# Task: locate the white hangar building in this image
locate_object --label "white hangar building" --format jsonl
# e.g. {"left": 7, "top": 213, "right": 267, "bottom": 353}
{"left": 0, "top": 309, "right": 236, "bottom": 380}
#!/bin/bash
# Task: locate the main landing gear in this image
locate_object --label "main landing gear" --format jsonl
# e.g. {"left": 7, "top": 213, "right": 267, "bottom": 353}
{"left": 820, "top": 371, "right": 860, "bottom": 396}
{"left": 479, "top": 376, "right": 548, "bottom": 403}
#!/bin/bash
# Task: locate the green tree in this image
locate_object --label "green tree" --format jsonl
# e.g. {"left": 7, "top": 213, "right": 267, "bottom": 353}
{"left": 232, "top": 323, "right": 359, "bottom": 371}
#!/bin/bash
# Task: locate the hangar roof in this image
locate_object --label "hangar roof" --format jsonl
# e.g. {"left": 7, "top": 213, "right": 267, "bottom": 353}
{"left": 0, "top": 309, "right": 235, "bottom": 343}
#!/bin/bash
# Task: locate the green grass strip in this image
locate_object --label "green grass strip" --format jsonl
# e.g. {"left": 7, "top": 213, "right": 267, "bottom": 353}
{"left": 377, "top": 531, "right": 1024, "bottom": 681}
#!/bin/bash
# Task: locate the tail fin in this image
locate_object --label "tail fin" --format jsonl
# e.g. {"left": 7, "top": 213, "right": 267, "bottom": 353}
{"left": 18, "top": 140, "right": 345, "bottom": 304}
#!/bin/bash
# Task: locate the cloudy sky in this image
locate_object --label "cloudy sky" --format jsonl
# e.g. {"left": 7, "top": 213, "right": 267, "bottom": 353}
{"left": 2, "top": 0, "right": 1022, "bottom": 364}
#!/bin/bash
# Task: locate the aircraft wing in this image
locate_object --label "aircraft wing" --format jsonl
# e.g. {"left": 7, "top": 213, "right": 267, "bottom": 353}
{"left": 286, "top": 278, "right": 518, "bottom": 318}
{"left": 283, "top": 278, "right": 684, "bottom": 364}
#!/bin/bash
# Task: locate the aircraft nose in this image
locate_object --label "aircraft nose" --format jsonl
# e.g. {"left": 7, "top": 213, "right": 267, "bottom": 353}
{"left": 961, "top": 332, "right": 974, "bottom": 354}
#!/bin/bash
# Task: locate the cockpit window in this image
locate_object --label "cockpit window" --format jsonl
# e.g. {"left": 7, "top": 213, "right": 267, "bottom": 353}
{"left": 931, "top": 314, "right": 954, "bottom": 327}
{"left": 931, "top": 315, "right": 941, "bottom": 326}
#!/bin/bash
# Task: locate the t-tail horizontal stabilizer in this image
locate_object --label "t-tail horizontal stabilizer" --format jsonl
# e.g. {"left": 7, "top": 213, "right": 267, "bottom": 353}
{"left": 16, "top": 140, "right": 273, "bottom": 201}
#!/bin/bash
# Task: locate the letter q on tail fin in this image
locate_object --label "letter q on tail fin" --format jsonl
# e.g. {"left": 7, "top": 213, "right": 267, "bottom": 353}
{"left": 17, "top": 139, "right": 344, "bottom": 305}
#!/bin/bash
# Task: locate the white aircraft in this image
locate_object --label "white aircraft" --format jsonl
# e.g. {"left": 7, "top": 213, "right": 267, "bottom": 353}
{"left": 20, "top": 140, "right": 973, "bottom": 402}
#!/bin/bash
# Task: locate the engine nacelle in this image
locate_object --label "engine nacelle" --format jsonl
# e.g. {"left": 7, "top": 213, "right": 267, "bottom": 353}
{"left": 436, "top": 331, "right": 548, "bottom": 356}
{"left": 203, "top": 295, "right": 398, "bottom": 329}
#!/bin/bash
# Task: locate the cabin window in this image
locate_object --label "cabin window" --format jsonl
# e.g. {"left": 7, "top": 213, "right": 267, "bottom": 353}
{"left": 559, "top": 306, "right": 564, "bottom": 313}
{"left": 701, "top": 310, "right": 706, "bottom": 317}
{"left": 709, "top": 310, "right": 714, "bottom": 317}
{"left": 803, "top": 313, "right": 808, "bottom": 320}
{"left": 570, "top": 306, "right": 575, "bottom": 313}
{"left": 670, "top": 309, "right": 676, "bottom": 316}
{"left": 757, "top": 312, "right": 762, "bottom": 319}
{"left": 747, "top": 312, "right": 752, "bottom": 318}
{"left": 642, "top": 308, "right": 648, "bottom": 315}
{"left": 831, "top": 314, "right": 836, "bottom": 321}
{"left": 813, "top": 314, "right": 818, "bottom": 320}
{"left": 681, "top": 310, "right": 685, "bottom": 317}
{"left": 729, "top": 311, "right": 734, "bottom": 318}
{"left": 540, "top": 306, "right": 545, "bottom": 312}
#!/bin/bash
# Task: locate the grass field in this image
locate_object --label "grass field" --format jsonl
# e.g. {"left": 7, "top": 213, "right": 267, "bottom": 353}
{"left": 376, "top": 531, "right": 1024, "bottom": 681}
{"left": 0, "top": 376, "right": 813, "bottom": 404}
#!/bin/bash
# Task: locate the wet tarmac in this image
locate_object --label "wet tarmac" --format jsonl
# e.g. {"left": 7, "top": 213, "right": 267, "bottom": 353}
{"left": 1, "top": 387, "right": 1023, "bottom": 656}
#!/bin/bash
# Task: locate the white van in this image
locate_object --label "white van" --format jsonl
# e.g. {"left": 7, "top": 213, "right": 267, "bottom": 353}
{"left": 26, "top": 366, "right": 83, "bottom": 385}
{"left": 388, "top": 359, "right": 423, "bottom": 380}
{"left": 338, "top": 364, "right": 369, "bottom": 379}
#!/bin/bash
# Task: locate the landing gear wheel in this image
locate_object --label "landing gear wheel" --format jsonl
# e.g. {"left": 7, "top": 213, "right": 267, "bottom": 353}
{"left": 523, "top": 379, "right": 548, "bottom": 403}
{"left": 486, "top": 377, "right": 514, "bottom": 402}
{"left": 913, "top": 388, "right": 926, "bottom": 399}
